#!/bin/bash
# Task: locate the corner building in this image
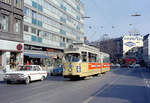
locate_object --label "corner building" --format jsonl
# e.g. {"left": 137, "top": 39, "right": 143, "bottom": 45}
{"left": 0, "top": 0, "right": 24, "bottom": 69}
{"left": 23, "top": 0, "right": 84, "bottom": 66}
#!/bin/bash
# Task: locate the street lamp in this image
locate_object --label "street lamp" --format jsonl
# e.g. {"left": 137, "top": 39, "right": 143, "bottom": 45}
{"left": 131, "top": 12, "right": 141, "bottom": 16}
{"left": 129, "top": 12, "right": 141, "bottom": 35}
{"left": 81, "top": 16, "right": 91, "bottom": 19}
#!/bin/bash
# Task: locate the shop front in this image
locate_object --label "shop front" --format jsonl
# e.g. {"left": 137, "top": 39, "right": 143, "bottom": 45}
{"left": 0, "top": 40, "right": 24, "bottom": 69}
{"left": 24, "top": 45, "right": 63, "bottom": 68}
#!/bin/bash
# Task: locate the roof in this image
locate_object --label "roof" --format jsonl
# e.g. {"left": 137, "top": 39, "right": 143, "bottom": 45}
{"left": 143, "top": 34, "right": 150, "bottom": 41}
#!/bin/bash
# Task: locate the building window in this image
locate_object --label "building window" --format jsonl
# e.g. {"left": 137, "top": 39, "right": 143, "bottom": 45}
{"left": 31, "top": 27, "right": 36, "bottom": 34}
{"left": 14, "top": 18, "right": 21, "bottom": 33}
{"left": 24, "top": 7, "right": 29, "bottom": 16}
{"left": 1, "top": 0, "right": 11, "bottom": 4}
{"left": 37, "top": 29, "right": 41, "bottom": 36}
{"left": 0, "top": 14, "right": 9, "bottom": 32}
{"left": 32, "top": 10, "right": 36, "bottom": 19}
{"left": 24, "top": 25, "right": 29, "bottom": 32}
{"left": 14, "top": 0, "right": 22, "bottom": 9}
{"left": 63, "top": 37, "right": 65, "bottom": 42}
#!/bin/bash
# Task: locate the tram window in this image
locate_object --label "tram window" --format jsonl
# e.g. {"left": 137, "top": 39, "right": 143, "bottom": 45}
{"left": 65, "top": 53, "right": 80, "bottom": 62}
{"left": 88, "top": 53, "right": 97, "bottom": 62}
{"left": 97, "top": 57, "right": 101, "bottom": 63}
{"left": 82, "top": 52, "right": 87, "bottom": 62}
{"left": 99, "top": 56, "right": 102, "bottom": 62}
{"left": 103, "top": 57, "right": 110, "bottom": 63}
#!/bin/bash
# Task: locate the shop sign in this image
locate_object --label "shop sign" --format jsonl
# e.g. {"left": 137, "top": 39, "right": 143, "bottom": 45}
{"left": 46, "top": 48, "right": 55, "bottom": 52}
{"left": 0, "top": 40, "right": 23, "bottom": 51}
{"left": 31, "top": 46, "right": 42, "bottom": 51}
{"left": 24, "top": 45, "right": 30, "bottom": 50}
{"left": 124, "top": 41, "right": 136, "bottom": 47}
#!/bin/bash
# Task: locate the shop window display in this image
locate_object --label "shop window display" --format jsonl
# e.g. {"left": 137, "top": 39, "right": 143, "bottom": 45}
{"left": 10, "top": 52, "right": 17, "bottom": 69}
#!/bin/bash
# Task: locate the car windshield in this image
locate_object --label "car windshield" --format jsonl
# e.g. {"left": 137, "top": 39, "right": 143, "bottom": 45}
{"left": 65, "top": 53, "right": 80, "bottom": 62}
{"left": 17, "top": 66, "right": 32, "bottom": 71}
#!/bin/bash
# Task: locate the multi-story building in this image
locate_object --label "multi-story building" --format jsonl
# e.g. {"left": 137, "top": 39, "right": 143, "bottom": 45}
{"left": 23, "top": 0, "right": 84, "bottom": 66}
{"left": 122, "top": 35, "right": 143, "bottom": 57}
{"left": 91, "top": 34, "right": 143, "bottom": 64}
{"left": 115, "top": 35, "right": 143, "bottom": 64}
{"left": 143, "top": 34, "right": 150, "bottom": 66}
{"left": 0, "top": 0, "right": 24, "bottom": 69}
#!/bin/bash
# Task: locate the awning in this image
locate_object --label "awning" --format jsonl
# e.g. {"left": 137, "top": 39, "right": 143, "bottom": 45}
{"left": 24, "top": 53, "right": 50, "bottom": 58}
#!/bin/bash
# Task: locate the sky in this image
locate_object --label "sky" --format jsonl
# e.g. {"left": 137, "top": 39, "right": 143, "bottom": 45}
{"left": 82, "top": 0, "right": 150, "bottom": 41}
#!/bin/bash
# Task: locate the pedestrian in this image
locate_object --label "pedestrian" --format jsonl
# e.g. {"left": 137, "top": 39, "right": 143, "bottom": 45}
{"left": 35, "top": 60, "right": 38, "bottom": 65}
{"left": 30, "top": 60, "right": 34, "bottom": 65}
{"left": 26, "top": 61, "right": 30, "bottom": 65}
{"left": 26, "top": 61, "right": 30, "bottom": 70}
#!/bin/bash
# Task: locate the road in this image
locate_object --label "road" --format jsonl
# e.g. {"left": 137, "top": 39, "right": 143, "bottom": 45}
{"left": 0, "top": 68, "right": 150, "bottom": 103}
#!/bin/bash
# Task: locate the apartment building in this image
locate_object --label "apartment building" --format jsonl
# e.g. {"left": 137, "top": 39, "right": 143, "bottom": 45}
{"left": 23, "top": 0, "right": 84, "bottom": 66}
{"left": 0, "top": 0, "right": 24, "bottom": 68}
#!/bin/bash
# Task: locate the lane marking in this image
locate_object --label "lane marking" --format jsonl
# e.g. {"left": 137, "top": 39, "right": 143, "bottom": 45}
{"left": 83, "top": 69, "right": 130, "bottom": 103}
{"left": 140, "top": 69, "right": 150, "bottom": 103}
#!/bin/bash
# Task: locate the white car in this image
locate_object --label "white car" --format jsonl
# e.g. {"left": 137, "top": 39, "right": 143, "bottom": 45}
{"left": 129, "top": 64, "right": 140, "bottom": 68}
{"left": 3, "top": 65, "right": 47, "bottom": 84}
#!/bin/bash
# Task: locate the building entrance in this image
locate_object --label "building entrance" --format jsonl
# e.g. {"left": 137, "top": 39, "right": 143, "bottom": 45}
{"left": 10, "top": 52, "right": 17, "bottom": 69}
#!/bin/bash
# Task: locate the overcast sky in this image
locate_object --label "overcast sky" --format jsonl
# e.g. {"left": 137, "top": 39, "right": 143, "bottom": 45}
{"left": 82, "top": 0, "right": 150, "bottom": 41}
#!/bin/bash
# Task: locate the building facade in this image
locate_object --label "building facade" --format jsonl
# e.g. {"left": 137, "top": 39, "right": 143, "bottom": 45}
{"left": 23, "top": 0, "right": 84, "bottom": 66}
{"left": 91, "top": 34, "right": 143, "bottom": 64}
{"left": 0, "top": 0, "right": 24, "bottom": 69}
{"left": 143, "top": 34, "right": 150, "bottom": 66}
{"left": 121, "top": 35, "right": 143, "bottom": 64}
{"left": 122, "top": 35, "right": 143, "bottom": 57}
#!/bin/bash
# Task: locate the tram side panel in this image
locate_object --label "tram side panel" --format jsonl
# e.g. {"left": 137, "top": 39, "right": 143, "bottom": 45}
{"left": 63, "top": 62, "right": 102, "bottom": 78}
{"left": 63, "top": 62, "right": 89, "bottom": 78}
{"left": 102, "top": 62, "right": 110, "bottom": 73}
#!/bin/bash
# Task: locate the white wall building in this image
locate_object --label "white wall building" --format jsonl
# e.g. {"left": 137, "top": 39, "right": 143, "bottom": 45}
{"left": 23, "top": 0, "right": 84, "bottom": 65}
{"left": 122, "top": 35, "right": 143, "bottom": 56}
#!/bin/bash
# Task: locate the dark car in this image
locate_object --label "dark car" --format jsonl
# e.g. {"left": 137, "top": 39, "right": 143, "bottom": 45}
{"left": 50, "top": 66, "right": 63, "bottom": 76}
{"left": 121, "top": 64, "right": 128, "bottom": 68}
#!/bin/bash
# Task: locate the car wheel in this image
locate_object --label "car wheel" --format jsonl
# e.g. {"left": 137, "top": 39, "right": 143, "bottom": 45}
{"left": 41, "top": 76, "right": 45, "bottom": 81}
{"left": 6, "top": 81, "right": 12, "bottom": 84}
{"left": 25, "top": 77, "right": 30, "bottom": 84}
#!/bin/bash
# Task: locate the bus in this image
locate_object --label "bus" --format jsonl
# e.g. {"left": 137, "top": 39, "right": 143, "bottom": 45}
{"left": 63, "top": 43, "right": 110, "bottom": 80}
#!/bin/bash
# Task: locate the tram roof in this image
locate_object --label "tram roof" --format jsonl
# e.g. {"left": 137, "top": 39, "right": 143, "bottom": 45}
{"left": 64, "top": 43, "right": 100, "bottom": 54}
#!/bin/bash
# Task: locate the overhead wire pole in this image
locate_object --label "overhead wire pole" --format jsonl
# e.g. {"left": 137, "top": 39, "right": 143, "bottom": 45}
{"left": 81, "top": 16, "right": 91, "bottom": 41}
{"left": 83, "top": 0, "right": 104, "bottom": 42}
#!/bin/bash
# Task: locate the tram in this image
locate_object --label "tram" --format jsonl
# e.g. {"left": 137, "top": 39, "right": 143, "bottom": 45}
{"left": 63, "top": 43, "right": 110, "bottom": 79}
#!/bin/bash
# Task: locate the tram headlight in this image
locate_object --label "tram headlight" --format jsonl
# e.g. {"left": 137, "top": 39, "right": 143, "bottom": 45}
{"left": 76, "top": 66, "right": 81, "bottom": 72}
{"left": 69, "top": 68, "right": 72, "bottom": 72}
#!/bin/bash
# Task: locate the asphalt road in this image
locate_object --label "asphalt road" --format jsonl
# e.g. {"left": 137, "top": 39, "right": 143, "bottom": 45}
{"left": 0, "top": 68, "right": 150, "bottom": 103}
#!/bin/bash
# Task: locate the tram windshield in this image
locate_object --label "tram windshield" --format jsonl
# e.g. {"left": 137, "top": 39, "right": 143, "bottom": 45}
{"left": 65, "top": 53, "right": 80, "bottom": 62}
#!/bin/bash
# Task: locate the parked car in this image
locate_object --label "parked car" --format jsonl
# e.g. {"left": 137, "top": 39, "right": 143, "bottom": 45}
{"left": 110, "top": 63, "right": 115, "bottom": 68}
{"left": 129, "top": 64, "right": 140, "bottom": 68}
{"left": 50, "top": 65, "right": 63, "bottom": 76}
{"left": 3, "top": 65, "right": 47, "bottom": 84}
{"left": 115, "top": 64, "right": 121, "bottom": 68}
{"left": 121, "top": 64, "right": 128, "bottom": 68}
{"left": 111, "top": 63, "right": 120, "bottom": 68}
